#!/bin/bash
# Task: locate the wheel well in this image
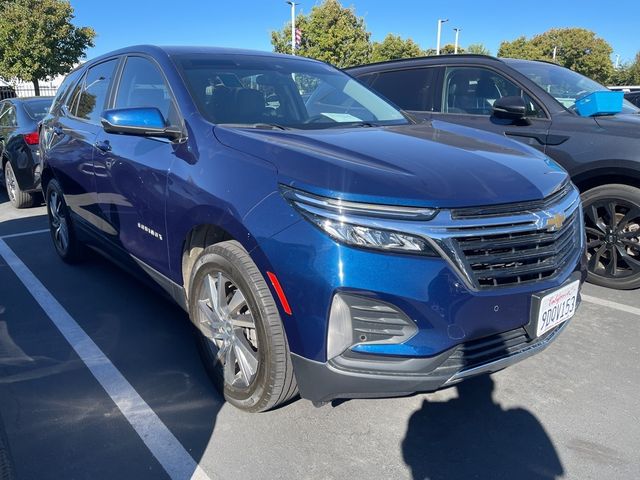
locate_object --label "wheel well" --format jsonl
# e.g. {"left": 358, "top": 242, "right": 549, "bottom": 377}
{"left": 573, "top": 171, "right": 640, "bottom": 193}
{"left": 182, "top": 224, "right": 233, "bottom": 298}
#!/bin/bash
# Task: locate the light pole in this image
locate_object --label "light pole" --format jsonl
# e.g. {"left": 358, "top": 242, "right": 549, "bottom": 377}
{"left": 436, "top": 18, "right": 449, "bottom": 55}
{"left": 453, "top": 27, "right": 461, "bottom": 54}
{"left": 615, "top": 54, "right": 621, "bottom": 69}
{"left": 286, "top": 1, "right": 299, "bottom": 56}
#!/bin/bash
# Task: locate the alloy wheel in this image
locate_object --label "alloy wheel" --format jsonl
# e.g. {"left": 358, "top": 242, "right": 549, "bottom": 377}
{"left": 49, "top": 190, "right": 70, "bottom": 253}
{"left": 584, "top": 199, "right": 640, "bottom": 280}
{"left": 196, "top": 271, "right": 259, "bottom": 388}
{"left": 5, "top": 164, "right": 16, "bottom": 203}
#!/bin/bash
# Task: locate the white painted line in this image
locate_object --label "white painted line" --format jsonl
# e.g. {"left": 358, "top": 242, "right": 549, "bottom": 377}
{"left": 0, "top": 239, "right": 213, "bottom": 480}
{"left": 0, "top": 228, "right": 50, "bottom": 240}
{"left": 582, "top": 294, "right": 640, "bottom": 317}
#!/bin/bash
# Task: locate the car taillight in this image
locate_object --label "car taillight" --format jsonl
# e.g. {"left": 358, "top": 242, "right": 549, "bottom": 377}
{"left": 23, "top": 132, "right": 39, "bottom": 145}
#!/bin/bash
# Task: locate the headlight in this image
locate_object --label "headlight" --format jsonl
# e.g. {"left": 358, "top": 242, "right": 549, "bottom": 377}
{"left": 281, "top": 186, "right": 438, "bottom": 255}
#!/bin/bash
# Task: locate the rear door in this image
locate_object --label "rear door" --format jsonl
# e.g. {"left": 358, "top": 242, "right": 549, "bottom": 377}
{"left": 93, "top": 55, "right": 181, "bottom": 276}
{"left": 432, "top": 65, "right": 551, "bottom": 152}
{"left": 43, "top": 59, "right": 119, "bottom": 230}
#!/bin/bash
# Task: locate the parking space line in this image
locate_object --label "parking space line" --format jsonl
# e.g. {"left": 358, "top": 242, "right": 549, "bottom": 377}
{"left": 0, "top": 229, "right": 50, "bottom": 240}
{"left": 0, "top": 238, "right": 213, "bottom": 480}
{"left": 582, "top": 294, "right": 640, "bottom": 317}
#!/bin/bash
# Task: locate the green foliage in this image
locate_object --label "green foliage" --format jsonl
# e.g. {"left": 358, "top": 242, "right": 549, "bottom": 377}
{"left": 0, "top": 0, "right": 95, "bottom": 93}
{"left": 271, "top": 0, "right": 371, "bottom": 68}
{"left": 370, "top": 34, "right": 423, "bottom": 63}
{"left": 467, "top": 43, "right": 491, "bottom": 56}
{"left": 439, "top": 44, "right": 465, "bottom": 55}
{"left": 498, "top": 28, "right": 613, "bottom": 84}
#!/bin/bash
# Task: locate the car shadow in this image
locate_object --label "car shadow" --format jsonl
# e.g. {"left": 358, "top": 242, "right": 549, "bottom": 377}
{"left": 0, "top": 215, "right": 223, "bottom": 479}
{"left": 402, "top": 373, "right": 564, "bottom": 480}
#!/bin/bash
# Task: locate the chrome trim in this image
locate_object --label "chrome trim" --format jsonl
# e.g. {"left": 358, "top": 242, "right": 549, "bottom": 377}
{"left": 281, "top": 186, "right": 438, "bottom": 220}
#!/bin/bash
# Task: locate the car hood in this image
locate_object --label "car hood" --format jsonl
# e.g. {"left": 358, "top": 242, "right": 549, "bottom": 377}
{"left": 594, "top": 113, "right": 640, "bottom": 136}
{"left": 213, "top": 120, "right": 569, "bottom": 208}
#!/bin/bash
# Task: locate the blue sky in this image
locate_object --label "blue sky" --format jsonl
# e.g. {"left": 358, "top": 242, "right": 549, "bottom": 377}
{"left": 71, "top": 0, "right": 639, "bottom": 63}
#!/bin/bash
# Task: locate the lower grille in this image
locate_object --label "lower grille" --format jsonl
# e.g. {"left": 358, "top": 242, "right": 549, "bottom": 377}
{"left": 457, "top": 209, "right": 581, "bottom": 289}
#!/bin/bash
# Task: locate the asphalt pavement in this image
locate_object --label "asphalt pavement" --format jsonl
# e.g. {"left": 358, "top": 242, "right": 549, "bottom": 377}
{"left": 0, "top": 189, "right": 638, "bottom": 480}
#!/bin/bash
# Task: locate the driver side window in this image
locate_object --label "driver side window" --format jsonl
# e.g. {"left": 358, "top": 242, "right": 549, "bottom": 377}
{"left": 115, "top": 56, "right": 179, "bottom": 126}
{"left": 442, "top": 67, "right": 544, "bottom": 118}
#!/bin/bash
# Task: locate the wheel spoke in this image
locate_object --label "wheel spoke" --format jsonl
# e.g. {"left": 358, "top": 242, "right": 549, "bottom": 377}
{"left": 234, "top": 333, "right": 258, "bottom": 385}
{"left": 616, "top": 244, "right": 640, "bottom": 273}
{"left": 216, "top": 272, "right": 228, "bottom": 312}
{"left": 197, "top": 300, "right": 224, "bottom": 329}
{"left": 223, "top": 345, "right": 237, "bottom": 385}
{"left": 58, "top": 222, "right": 68, "bottom": 251}
{"left": 616, "top": 207, "right": 640, "bottom": 230}
{"left": 229, "top": 313, "right": 255, "bottom": 329}
{"left": 605, "top": 245, "right": 618, "bottom": 277}
{"left": 585, "top": 204, "right": 607, "bottom": 233}
{"left": 226, "top": 289, "right": 246, "bottom": 316}
{"left": 588, "top": 244, "right": 607, "bottom": 271}
{"left": 606, "top": 201, "right": 618, "bottom": 228}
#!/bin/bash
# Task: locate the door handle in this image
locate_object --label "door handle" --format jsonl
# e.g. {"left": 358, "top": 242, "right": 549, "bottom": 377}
{"left": 95, "top": 140, "right": 111, "bottom": 153}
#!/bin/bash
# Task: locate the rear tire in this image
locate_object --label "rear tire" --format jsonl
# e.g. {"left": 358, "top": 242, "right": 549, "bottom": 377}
{"left": 188, "top": 240, "right": 297, "bottom": 412}
{"left": 46, "top": 179, "right": 85, "bottom": 263}
{"left": 4, "top": 161, "right": 33, "bottom": 209}
{"left": 582, "top": 184, "right": 640, "bottom": 290}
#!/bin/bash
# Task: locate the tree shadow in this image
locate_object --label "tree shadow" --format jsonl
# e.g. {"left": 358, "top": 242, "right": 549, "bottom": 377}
{"left": 402, "top": 373, "right": 563, "bottom": 480}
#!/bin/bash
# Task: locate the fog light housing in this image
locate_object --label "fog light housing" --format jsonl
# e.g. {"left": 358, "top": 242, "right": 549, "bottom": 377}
{"left": 326, "top": 293, "right": 418, "bottom": 360}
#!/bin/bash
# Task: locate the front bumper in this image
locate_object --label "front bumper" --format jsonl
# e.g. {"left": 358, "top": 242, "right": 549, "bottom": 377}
{"left": 292, "top": 317, "right": 572, "bottom": 403}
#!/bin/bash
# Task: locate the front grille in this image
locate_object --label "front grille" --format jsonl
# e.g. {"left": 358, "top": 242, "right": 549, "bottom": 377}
{"left": 431, "top": 326, "right": 559, "bottom": 380}
{"left": 457, "top": 208, "right": 581, "bottom": 289}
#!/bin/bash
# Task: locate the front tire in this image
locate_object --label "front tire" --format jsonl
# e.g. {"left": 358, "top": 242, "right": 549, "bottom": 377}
{"left": 46, "top": 179, "right": 85, "bottom": 263}
{"left": 4, "top": 161, "right": 33, "bottom": 209}
{"left": 582, "top": 184, "right": 640, "bottom": 290}
{"left": 188, "top": 241, "right": 297, "bottom": 412}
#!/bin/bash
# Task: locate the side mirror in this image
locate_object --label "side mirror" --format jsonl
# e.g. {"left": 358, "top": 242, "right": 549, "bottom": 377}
{"left": 101, "top": 107, "right": 182, "bottom": 140}
{"left": 492, "top": 96, "right": 528, "bottom": 122}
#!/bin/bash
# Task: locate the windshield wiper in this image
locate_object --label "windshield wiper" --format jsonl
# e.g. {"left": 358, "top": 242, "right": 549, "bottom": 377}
{"left": 218, "top": 123, "right": 290, "bottom": 130}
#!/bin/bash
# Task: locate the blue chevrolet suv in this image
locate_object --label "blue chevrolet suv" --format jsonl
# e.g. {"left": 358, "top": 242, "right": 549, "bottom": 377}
{"left": 40, "top": 46, "right": 585, "bottom": 412}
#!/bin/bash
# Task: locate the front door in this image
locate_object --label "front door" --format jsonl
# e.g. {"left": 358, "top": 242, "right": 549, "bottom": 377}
{"left": 94, "top": 55, "right": 181, "bottom": 276}
{"left": 432, "top": 66, "right": 552, "bottom": 153}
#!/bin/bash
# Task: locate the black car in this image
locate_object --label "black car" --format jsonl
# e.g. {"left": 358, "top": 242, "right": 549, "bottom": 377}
{"left": 0, "top": 96, "right": 53, "bottom": 208}
{"left": 625, "top": 90, "right": 640, "bottom": 108}
{"left": 347, "top": 55, "right": 640, "bottom": 290}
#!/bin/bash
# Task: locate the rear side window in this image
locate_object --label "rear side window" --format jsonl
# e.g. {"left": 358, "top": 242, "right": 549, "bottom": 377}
{"left": 114, "top": 56, "right": 178, "bottom": 125}
{"left": 74, "top": 59, "right": 118, "bottom": 124}
{"left": 24, "top": 99, "right": 53, "bottom": 120}
{"left": 367, "top": 68, "right": 438, "bottom": 111}
{"left": 51, "top": 69, "right": 82, "bottom": 114}
{"left": 0, "top": 104, "right": 17, "bottom": 127}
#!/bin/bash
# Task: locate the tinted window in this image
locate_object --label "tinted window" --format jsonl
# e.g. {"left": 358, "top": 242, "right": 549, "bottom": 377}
{"left": 115, "top": 56, "right": 178, "bottom": 125}
{"left": 368, "top": 68, "right": 437, "bottom": 111}
{"left": 75, "top": 59, "right": 118, "bottom": 123}
{"left": 24, "top": 99, "right": 53, "bottom": 120}
{"left": 0, "top": 104, "right": 17, "bottom": 127}
{"left": 175, "top": 54, "right": 406, "bottom": 129}
{"left": 442, "top": 67, "right": 544, "bottom": 117}
{"left": 52, "top": 69, "right": 82, "bottom": 113}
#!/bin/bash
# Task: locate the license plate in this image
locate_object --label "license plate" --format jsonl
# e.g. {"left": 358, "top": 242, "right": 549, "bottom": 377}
{"left": 535, "top": 280, "right": 580, "bottom": 337}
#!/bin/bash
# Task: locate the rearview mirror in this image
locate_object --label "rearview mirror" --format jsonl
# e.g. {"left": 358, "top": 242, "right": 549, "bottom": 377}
{"left": 492, "top": 96, "right": 528, "bottom": 122}
{"left": 101, "top": 107, "right": 182, "bottom": 140}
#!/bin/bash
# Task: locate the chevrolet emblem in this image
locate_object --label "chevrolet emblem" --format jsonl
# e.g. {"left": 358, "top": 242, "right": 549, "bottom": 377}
{"left": 545, "top": 213, "right": 565, "bottom": 231}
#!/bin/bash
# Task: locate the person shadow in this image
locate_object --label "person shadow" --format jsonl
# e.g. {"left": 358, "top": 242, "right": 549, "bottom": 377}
{"left": 402, "top": 373, "right": 564, "bottom": 480}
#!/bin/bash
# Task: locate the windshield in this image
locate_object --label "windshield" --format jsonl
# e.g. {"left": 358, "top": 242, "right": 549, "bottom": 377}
{"left": 173, "top": 54, "right": 408, "bottom": 129}
{"left": 505, "top": 59, "right": 640, "bottom": 114}
{"left": 23, "top": 98, "right": 53, "bottom": 120}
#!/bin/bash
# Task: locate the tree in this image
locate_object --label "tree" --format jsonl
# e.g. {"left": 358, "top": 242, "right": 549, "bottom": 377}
{"left": 371, "top": 34, "right": 423, "bottom": 63}
{"left": 439, "top": 43, "right": 465, "bottom": 55}
{"left": 271, "top": 0, "right": 371, "bottom": 68}
{"left": 498, "top": 28, "right": 614, "bottom": 84}
{"left": 0, "top": 0, "right": 95, "bottom": 95}
{"left": 627, "top": 52, "right": 640, "bottom": 85}
{"left": 467, "top": 43, "right": 491, "bottom": 56}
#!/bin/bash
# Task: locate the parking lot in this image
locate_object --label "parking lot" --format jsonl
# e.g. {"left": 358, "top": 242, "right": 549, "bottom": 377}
{"left": 0, "top": 190, "right": 638, "bottom": 480}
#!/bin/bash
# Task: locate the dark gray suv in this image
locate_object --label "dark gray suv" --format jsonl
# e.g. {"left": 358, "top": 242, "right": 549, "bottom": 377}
{"left": 348, "top": 55, "right": 640, "bottom": 290}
